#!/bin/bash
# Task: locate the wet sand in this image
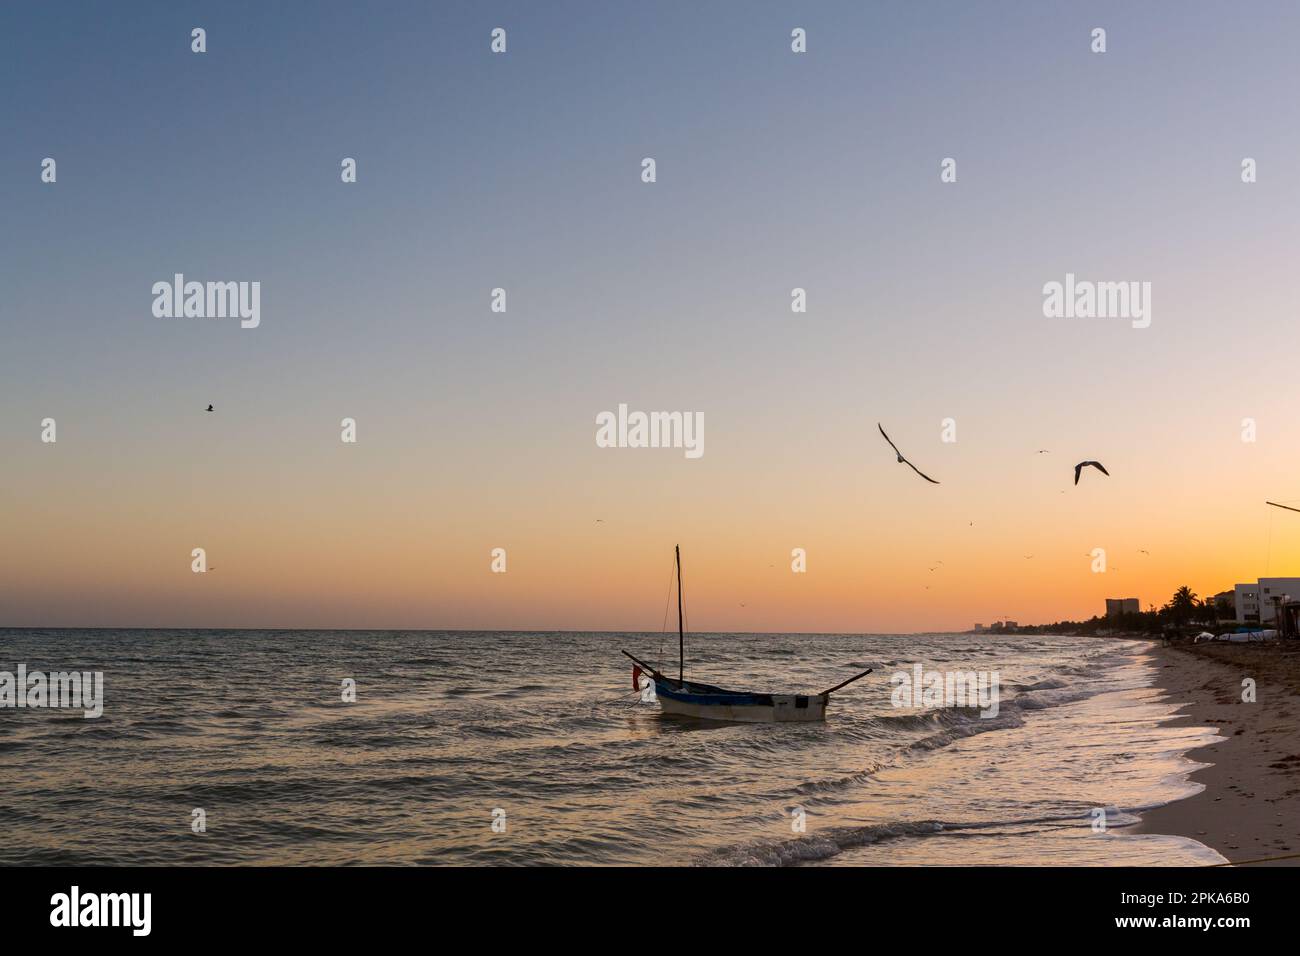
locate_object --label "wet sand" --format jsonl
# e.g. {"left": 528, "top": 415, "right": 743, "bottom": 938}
{"left": 1136, "top": 641, "right": 1300, "bottom": 865}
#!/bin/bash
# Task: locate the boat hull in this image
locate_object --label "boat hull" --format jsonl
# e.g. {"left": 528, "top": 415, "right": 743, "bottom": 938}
{"left": 653, "top": 679, "right": 827, "bottom": 723}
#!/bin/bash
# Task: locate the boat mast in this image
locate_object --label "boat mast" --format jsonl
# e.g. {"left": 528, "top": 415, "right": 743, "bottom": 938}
{"left": 675, "top": 544, "right": 684, "bottom": 683}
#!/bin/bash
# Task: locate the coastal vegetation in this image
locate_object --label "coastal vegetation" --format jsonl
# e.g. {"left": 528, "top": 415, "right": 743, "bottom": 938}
{"left": 1001, "top": 586, "right": 1240, "bottom": 637}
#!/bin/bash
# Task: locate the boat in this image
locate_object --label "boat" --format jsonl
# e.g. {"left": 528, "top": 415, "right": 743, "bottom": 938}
{"left": 621, "top": 545, "right": 872, "bottom": 723}
{"left": 1196, "top": 628, "right": 1277, "bottom": 643}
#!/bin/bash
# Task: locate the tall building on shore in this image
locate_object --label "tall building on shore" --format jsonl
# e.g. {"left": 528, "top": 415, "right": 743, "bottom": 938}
{"left": 1236, "top": 578, "right": 1300, "bottom": 623}
{"left": 1105, "top": 598, "right": 1139, "bottom": 618}
{"left": 1235, "top": 583, "right": 1261, "bottom": 622}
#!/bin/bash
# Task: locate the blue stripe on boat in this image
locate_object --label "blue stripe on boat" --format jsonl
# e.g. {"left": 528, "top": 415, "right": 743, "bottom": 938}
{"left": 654, "top": 679, "right": 773, "bottom": 707}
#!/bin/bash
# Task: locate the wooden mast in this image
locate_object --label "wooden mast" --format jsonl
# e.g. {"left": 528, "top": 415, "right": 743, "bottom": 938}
{"left": 817, "top": 667, "right": 874, "bottom": 698}
{"left": 676, "top": 544, "right": 684, "bottom": 683}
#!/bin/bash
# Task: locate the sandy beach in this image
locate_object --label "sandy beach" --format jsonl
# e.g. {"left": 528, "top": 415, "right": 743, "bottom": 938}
{"left": 1137, "top": 641, "right": 1300, "bottom": 865}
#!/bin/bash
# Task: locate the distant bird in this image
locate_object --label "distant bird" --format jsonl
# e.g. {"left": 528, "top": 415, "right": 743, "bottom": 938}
{"left": 1036, "top": 449, "right": 1050, "bottom": 454}
{"left": 205, "top": 404, "right": 214, "bottom": 412}
{"left": 1073, "top": 460, "right": 1109, "bottom": 485}
{"left": 877, "top": 424, "right": 939, "bottom": 484}
{"left": 1023, "top": 555, "right": 1034, "bottom": 559}
{"left": 1138, "top": 549, "right": 1150, "bottom": 555}
{"left": 595, "top": 519, "right": 604, "bottom": 524}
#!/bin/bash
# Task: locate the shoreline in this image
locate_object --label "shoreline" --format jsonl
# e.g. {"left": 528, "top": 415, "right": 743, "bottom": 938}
{"left": 1134, "top": 641, "right": 1300, "bottom": 865}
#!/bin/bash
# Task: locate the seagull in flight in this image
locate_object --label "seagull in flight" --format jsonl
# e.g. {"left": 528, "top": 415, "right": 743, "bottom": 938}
{"left": 1073, "top": 460, "right": 1109, "bottom": 485}
{"left": 1036, "top": 449, "right": 1050, "bottom": 454}
{"left": 878, "top": 424, "right": 939, "bottom": 484}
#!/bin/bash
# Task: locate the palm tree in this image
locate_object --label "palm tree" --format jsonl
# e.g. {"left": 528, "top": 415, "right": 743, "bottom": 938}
{"left": 1165, "top": 586, "right": 1198, "bottom": 626}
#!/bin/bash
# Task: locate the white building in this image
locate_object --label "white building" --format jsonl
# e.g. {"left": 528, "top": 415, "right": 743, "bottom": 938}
{"left": 1258, "top": 578, "right": 1300, "bottom": 623}
{"left": 1235, "top": 578, "right": 1300, "bottom": 623}
{"left": 1234, "top": 584, "right": 1259, "bottom": 622}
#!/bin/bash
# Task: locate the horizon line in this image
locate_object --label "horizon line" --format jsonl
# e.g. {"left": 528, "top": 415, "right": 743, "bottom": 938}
{"left": 0, "top": 624, "right": 1102, "bottom": 636}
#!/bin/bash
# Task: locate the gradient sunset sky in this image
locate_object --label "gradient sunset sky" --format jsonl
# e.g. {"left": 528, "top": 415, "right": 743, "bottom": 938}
{"left": 4, "top": 1, "right": 1300, "bottom": 632}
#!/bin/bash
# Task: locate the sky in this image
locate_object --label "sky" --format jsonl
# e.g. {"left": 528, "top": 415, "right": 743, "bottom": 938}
{"left": 3, "top": 1, "right": 1300, "bottom": 632}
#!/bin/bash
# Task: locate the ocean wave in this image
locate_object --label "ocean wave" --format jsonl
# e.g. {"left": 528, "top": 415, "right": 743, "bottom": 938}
{"left": 696, "top": 819, "right": 950, "bottom": 866}
{"left": 696, "top": 808, "right": 1146, "bottom": 867}
{"left": 908, "top": 710, "right": 1026, "bottom": 751}
{"left": 792, "top": 759, "right": 893, "bottom": 795}
{"left": 1003, "top": 678, "right": 1067, "bottom": 692}
{"left": 789, "top": 680, "right": 1105, "bottom": 793}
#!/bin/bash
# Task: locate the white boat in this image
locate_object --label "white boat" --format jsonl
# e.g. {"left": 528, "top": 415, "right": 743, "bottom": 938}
{"left": 622, "top": 546, "right": 872, "bottom": 723}
{"left": 1198, "top": 629, "right": 1277, "bottom": 643}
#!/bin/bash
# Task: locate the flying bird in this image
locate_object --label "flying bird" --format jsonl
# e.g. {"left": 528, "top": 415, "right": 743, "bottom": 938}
{"left": 205, "top": 404, "right": 214, "bottom": 412}
{"left": 1073, "top": 460, "right": 1109, "bottom": 485}
{"left": 1036, "top": 449, "right": 1050, "bottom": 454}
{"left": 877, "top": 424, "right": 939, "bottom": 484}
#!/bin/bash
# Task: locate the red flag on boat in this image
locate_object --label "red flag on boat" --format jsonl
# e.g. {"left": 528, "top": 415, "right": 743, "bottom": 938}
{"left": 632, "top": 665, "right": 643, "bottom": 691}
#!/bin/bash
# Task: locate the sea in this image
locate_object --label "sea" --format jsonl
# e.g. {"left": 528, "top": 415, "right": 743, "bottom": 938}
{"left": 0, "top": 628, "right": 1225, "bottom": 866}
